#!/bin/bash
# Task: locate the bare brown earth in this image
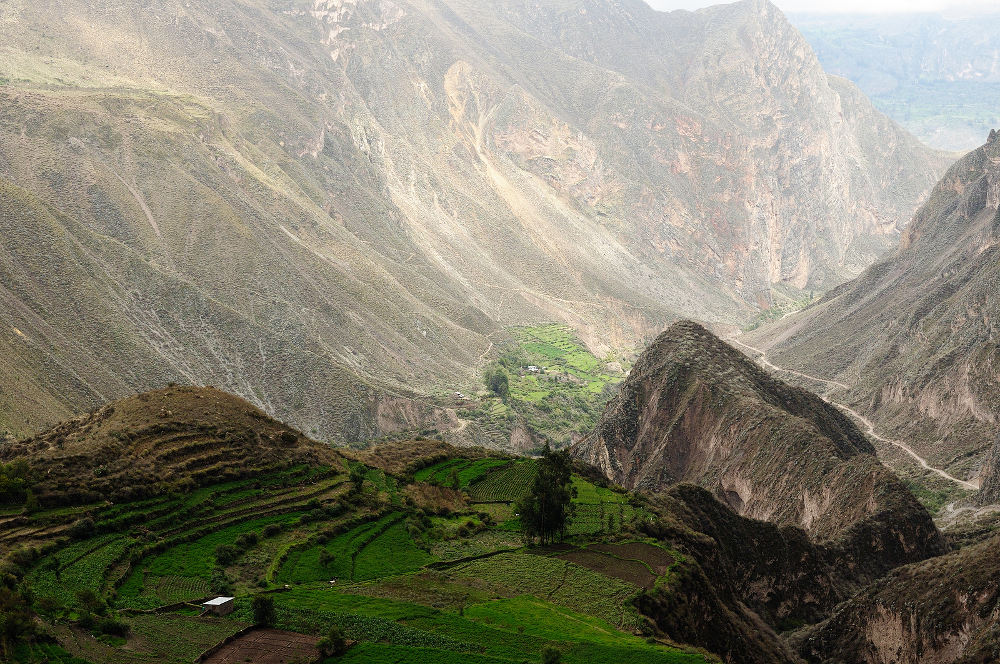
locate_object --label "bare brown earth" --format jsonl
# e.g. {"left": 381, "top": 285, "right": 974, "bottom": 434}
{"left": 201, "top": 628, "right": 321, "bottom": 664}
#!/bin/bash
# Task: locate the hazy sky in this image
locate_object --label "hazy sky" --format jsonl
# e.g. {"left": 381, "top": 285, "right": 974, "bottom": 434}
{"left": 644, "top": 0, "right": 996, "bottom": 12}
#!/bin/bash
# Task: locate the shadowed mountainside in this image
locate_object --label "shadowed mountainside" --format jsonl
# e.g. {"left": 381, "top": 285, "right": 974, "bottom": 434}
{"left": 0, "top": 0, "right": 948, "bottom": 443}
{"left": 792, "top": 533, "right": 1000, "bottom": 664}
{"left": 747, "top": 131, "right": 1000, "bottom": 486}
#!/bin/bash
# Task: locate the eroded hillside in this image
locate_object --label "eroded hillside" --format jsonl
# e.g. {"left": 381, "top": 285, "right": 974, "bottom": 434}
{"left": 747, "top": 130, "right": 1000, "bottom": 486}
{"left": 573, "top": 321, "right": 944, "bottom": 578}
{"left": 0, "top": 0, "right": 949, "bottom": 442}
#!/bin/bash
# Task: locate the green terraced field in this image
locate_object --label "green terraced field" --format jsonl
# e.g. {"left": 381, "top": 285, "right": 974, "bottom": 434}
{"left": 444, "top": 551, "right": 644, "bottom": 630}
{"left": 277, "top": 512, "right": 431, "bottom": 583}
{"left": 414, "top": 459, "right": 510, "bottom": 489}
{"left": 12, "top": 454, "right": 706, "bottom": 664}
{"left": 30, "top": 535, "right": 135, "bottom": 609}
{"left": 466, "top": 460, "right": 538, "bottom": 503}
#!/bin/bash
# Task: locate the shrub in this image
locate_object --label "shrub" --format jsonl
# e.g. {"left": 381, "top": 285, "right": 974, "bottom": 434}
{"left": 317, "top": 625, "right": 347, "bottom": 657}
{"left": 251, "top": 595, "right": 276, "bottom": 627}
{"left": 235, "top": 532, "right": 258, "bottom": 549}
{"left": 262, "top": 523, "right": 284, "bottom": 538}
{"left": 542, "top": 647, "right": 563, "bottom": 664}
{"left": 68, "top": 517, "right": 96, "bottom": 540}
{"left": 0, "top": 584, "right": 35, "bottom": 656}
{"left": 98, "top": 617, "right": 130, "bottom": 637}
{"left": 214, "top": 544, "right": 240, "bottom": 566}
{"left": 210, "top": 568, "right": 231, "bottom": 595}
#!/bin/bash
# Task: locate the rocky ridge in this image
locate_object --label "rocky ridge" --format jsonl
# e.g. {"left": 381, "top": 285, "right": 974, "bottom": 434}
{"left": 572, "top": 321, "right": 944, "bottom": 577}
{"left": 747, "top": 130, "right": 1000, "bottom": 483}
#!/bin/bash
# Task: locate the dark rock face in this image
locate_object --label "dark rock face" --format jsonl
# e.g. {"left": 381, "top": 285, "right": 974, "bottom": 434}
{"left": 575, "top": 322, "right": 941, "bottom": 560}
{"left": 792, "top": 534, "right": 1000, "bottom": 664}
{"left": 747, "top": 135, "right": 1000, "bottom": 482}
{"left": 978, "top": 435, "right": 1000, "bottom": 505}
{"left": 635, "top": 483, "right": 945, "bottom": 664}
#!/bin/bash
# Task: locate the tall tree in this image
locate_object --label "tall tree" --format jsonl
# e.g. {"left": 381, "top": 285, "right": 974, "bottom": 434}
{"left": 517, "top": 445, "right": 576, "bottom": 544}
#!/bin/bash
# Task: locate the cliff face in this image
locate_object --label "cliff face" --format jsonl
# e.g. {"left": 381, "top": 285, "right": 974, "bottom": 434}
{"left": 977, "top": 436, "right": 1000, "bottom": 506}
{"left": 792, "top": 535, "right": 1000, "bottom": 664}
{"left": 574, "top": 321, "right": 943, "bottom": 570}
{"left": 747, "top": 132, "right": 1000, "bottom": 483}
{"left": 0, "top": 0, "right": 948, "bottom": 440}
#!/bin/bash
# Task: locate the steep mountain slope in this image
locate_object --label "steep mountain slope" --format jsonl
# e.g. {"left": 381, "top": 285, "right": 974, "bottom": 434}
{"left": 978, "top": 436, "right": 1000, "bottom": 505}
{"left": 747, "top": 131, "right": 1000, "bottom": 483}
{"left": 0, "top": 0, "right": 948, "bottom": 441}
{"left": 573, "top": 321, "right": 943, "bottom": 571}
{"left": 792, "top": 534, "right": 1000, "bottom": 664}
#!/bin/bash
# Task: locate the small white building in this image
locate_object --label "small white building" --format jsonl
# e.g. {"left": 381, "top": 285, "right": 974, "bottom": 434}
{"left": 526, "top": 365, "right": 540, "bottom": 373}
{"left": 203, "top": 596, "right": 235, "bottom": 616}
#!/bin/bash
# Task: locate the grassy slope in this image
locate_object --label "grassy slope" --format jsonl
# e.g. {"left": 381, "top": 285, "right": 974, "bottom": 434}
{"left": 6, "top": 441, "right": 708, "bottom": 664}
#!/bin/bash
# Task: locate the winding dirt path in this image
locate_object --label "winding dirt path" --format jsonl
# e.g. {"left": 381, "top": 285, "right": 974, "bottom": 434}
{"left": 728, "top": 335, "right": 978, "bottom": 491}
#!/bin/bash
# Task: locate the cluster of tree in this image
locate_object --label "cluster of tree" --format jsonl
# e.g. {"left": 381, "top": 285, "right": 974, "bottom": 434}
{"left": 0, "top": 580, "right": 34, "bottom": 659}
{"left": 0, "top": 460, "right": 32, "bottom": 506}
{"left": 483, "top": 366, "right": 510, "bottom": 401}
{"left": 516, "top": 445, "right": 576, "bottom": 545}
{"left": 215, "top": 531, "right": 259, "bottom": 566}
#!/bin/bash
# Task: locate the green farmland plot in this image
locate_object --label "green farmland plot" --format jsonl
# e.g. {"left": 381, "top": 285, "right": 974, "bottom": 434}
{"left": 271, "top": 587, "right": 705, "bottom": 664}
{"left": 30, "top": 535, "right": 135, "bottom": 609}
{"left": 469, "top": 324, "right": 631, "bottom": 445}
{"left": 414, "top": 458, "right": 510, "bottom": 489}
{"left": 14, "top": 450, "right": 713, "bottom": 664}
{"left": 277, "top": 512, "right": 431, "bottom": 583}
{"left": 466, "top": 460, "right": 537, "bottom": 503}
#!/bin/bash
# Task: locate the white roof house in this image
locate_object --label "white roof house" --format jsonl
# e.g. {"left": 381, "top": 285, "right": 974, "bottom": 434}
{"left": 203, "top": 596, "right": 235, "bottom": 616}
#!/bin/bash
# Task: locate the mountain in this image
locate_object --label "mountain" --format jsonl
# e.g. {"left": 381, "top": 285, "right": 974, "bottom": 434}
{"left": 0, "top": 0, "right": 948, "bottom": 443}
{"left": 792, "top": 11, "right": 1000, "bottom": 151}
{"left": 746, "top": 131, "right": 1000, "bottom": 485}
{"left": 792, "top": 534, "right": 1000, "bottom": 664}
{"left": 978, "top": 436, "right": 1000, "bottom": 505}
{"left": 572, "top": 321, "right": 944, "bottom": 573}
{"left": 1, "top": 386, "right": 947, "bottom": 664}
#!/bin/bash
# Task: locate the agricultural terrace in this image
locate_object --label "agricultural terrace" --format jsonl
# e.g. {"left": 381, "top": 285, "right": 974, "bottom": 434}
{"left": 461, "top": 324, "right": 632, "bottom": 445}
{"left": 10, "top": 453, "right": 703, "bottom": 664}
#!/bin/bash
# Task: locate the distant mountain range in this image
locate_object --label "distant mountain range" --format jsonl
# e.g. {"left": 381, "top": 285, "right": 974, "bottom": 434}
{"left": 792, "top": 11, "right": 1000, "bottom": 151}
{"left": 0, "top": 0, "right": 947, "bottom": 444}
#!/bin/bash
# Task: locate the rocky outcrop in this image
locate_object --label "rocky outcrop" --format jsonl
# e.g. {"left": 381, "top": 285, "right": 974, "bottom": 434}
{"left": 792, "top": 535, "right": 1000, "bottom": 664}
{"left": 977, "top": 435, "right": 1000, "bottom": 506}
{"left": 574, "top": 321, "right": 944, "bottom": 574}
{"left": 747, "top": 135, "right": 1000, "bottom": 482}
